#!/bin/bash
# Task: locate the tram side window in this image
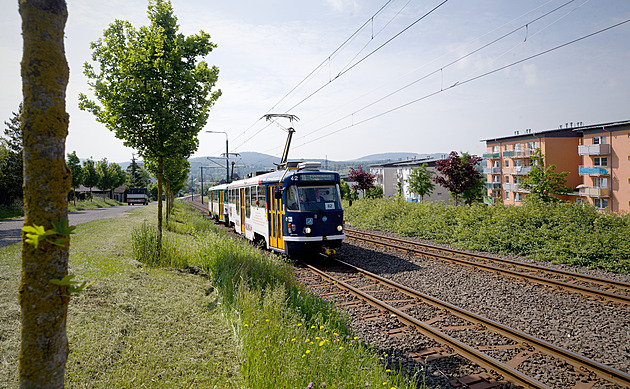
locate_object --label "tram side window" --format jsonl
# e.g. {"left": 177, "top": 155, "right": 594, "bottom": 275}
{"left": 257, "top": 185, "right": 265, "bottom": 206}
{"left": 287, "top": 186, "right": 299, "bottom": 211}
{"left": 245, "top": 187, "right": 251, "bottom": 218}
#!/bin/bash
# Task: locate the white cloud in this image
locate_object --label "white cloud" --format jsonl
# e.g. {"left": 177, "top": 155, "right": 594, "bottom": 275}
{"left": 324, "top": 0, "right": 359, "bottom": 13}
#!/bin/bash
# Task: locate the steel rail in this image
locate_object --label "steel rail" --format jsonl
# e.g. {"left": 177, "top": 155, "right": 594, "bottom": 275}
{"left": 345, "top": 227, "right": 630, "bottom": 290}
{"left": 302, "top": 261, "right": 552, "bottom": 388}
{"left": 345, "top": 230, "right": 630, "bottom": 305}
{"left": 331, "top": 258, "right": 630, "bottom": 388}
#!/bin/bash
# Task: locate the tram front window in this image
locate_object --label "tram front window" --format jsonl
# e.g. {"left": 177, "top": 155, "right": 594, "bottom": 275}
{"left": 296, "top": 185, "right": 341, "bottom": 211}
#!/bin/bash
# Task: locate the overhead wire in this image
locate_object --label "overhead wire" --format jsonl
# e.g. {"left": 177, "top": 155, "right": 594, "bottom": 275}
{"left": 290, "top": 17, "right": 630, "bottom": 151}
{"left": 283, "top": 0, "right": 451, "bottom": 113}
{"left": 296, "top": 0, "right": 581, "bottom": 142}
{"left": 227, "top": 0, "right": 395, "bottom": 150}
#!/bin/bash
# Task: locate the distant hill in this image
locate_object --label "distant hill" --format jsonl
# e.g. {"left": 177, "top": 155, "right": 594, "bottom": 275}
{"left": 116, "top": 151, "right": 449, "bottom": 183}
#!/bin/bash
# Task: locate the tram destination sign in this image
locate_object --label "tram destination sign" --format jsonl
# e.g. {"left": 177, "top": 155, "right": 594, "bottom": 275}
{"left": 298, "top": 173, "right": 336, "bottom": 182}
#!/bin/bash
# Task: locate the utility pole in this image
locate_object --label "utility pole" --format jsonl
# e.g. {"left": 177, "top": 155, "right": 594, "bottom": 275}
{"left": 206, "top": 131, "right": 229, "bottom": 183}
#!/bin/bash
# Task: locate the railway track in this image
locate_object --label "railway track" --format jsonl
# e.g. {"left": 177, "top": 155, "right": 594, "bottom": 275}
{"left": 182, "top": 198, "right": 630, "bottom": 387}
{"left": 297, "top": 257, "right": 630, "bottom": 388}
{"left": 344, "top": 227, "right": 630, "bottom": 305}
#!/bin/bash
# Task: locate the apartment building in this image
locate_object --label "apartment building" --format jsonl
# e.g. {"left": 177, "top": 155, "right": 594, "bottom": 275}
{"left": 370, "top": 157, "right": 451, "bottom": 203}
{"left": 482, "top": 120, "right": 630, "bottom": 212}
{"left": 577, "top": 121, "right": 630, "bottom": 212}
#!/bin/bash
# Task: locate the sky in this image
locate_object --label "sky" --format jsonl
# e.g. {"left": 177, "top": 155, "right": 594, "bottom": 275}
{"left": 1, "top": 0, "right": 629, "bottom": 164}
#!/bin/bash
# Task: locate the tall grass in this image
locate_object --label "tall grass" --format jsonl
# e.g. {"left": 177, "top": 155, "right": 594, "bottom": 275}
{"left": 131, "top": 201, "right": 419, "bottom": 388}
{"left": 344, "top": 198, "right": 630, "bottom": 273}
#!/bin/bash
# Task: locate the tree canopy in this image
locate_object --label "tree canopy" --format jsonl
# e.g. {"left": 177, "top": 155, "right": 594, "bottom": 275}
{"left": 520, "top": 148, "right": 572, "bottom": 202}
{"left": 348, "top": 165, "right": 375, "bottom": 196}
{"left": 434, "top": 151, "right": 483, "bottom": 205}
{"left": 406, "top": 163, "right": 434, "bottom": 201}
{"left": 79, "top": 0, "right": 220, "bottom": 241}
{"left": 0, "top": 105, "right": 23, "bottom": 206}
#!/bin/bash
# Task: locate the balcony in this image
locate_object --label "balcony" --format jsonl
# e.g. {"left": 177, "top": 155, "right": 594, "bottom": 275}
{"left": 485, "top": 182, "right": 501, "bottom": 189}
{"left": 503, "top": 183, "right": 520, "bottom": 191}
{"left": 483, "top": 152, "right": 500, "bottom": 159}
{"left": 578, "top": 144, "right": 610, "bottom": 156}
{"left": 579, "top": 187, "right": 610, "bottom": 197}
{"left": 510, "top": 166, "right": 532, "bottom": 175}
{"left": 502, "top": 149, "right": 533, "bottom": 158}
{"left": 579, "top": 165, "right": 610, "bottom": 176}
{"left": 483, "top": 167, "right": 501, "bottom": 174}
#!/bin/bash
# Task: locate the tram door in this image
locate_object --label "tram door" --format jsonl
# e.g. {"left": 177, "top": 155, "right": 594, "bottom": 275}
{"left": 240, "top": 188, "right": 246, "bottom": 233}
{"left": 267, "top": 185, "right": 284, "bottom": 250}
{"left": 218, "top": 191, "right": 225, "bottom": 222}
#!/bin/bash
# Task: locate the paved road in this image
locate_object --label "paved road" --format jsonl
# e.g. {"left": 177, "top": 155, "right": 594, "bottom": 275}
{"left": 0, "top": 206, "right": 134, "bottom": 247}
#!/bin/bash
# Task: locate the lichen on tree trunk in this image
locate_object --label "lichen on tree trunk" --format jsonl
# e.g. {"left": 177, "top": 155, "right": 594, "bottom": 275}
{"left": 19, "top": 1, "right": 71, "bottom": 388}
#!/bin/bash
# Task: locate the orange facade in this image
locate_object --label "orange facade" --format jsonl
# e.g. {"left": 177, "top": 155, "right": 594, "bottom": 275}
{"left": 483, "top": 121, "right": 630, "bottom": 212}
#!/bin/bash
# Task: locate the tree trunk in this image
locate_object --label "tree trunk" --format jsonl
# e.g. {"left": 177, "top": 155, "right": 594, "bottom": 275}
{"left": 157, "top": 155, "right": 163, "bottom": 251}
{"left": 165, "top": 179, "right": 171, "bottom": 225}
{"left": 19, "top": 1, "right": 70, "bottom": 388}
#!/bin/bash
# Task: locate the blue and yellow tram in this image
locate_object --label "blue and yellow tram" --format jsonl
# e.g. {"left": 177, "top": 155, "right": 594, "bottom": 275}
{"left": 208, "top": 161, "right": 344, "bottom": 257}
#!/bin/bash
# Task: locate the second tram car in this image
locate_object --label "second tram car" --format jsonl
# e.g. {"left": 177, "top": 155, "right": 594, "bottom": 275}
{"left": 208, "top": 161, "right": 344, "bottom": 257}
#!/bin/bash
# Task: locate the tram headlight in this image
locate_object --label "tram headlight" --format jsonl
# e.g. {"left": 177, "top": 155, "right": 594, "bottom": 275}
{"left": 304, "top": 227, "right": 312, "bottom": 234}
{"left": 337, "top": 225, "right": 343, "bottom": 232}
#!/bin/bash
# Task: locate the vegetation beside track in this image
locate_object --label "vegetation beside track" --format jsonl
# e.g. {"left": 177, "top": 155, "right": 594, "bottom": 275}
{"left": 0, "top": 197, "right": 125, "bottom": 220}
{"left": 344, "top": 198, "right": 630, "bottom": 274}
{"left": 0, "top": 204, "right": 242, "bottom": 388}
{"left": 132, "top": 201, "right": 417, "bottom": 388}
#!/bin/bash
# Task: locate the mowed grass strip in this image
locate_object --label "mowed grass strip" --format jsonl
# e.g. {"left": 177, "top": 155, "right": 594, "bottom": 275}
{"left": 0, "top": 204, "right": 242, "bottom": 388}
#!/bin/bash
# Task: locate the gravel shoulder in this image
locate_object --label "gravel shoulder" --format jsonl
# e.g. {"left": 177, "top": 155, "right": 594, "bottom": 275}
{"left": 336, "top": 229, "right": 630, "bottom": 376}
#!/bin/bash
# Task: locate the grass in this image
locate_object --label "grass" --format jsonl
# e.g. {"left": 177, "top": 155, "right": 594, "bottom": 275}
{"left": 0, "top": 204, "right": 242, "bottom": 388}
{"left": 0, "top": 197, "right": 124, "bottom": 220}
{"left": 1, "top": 201, "right": 419, "bottom": 388}
{"left": 132, "top": 201, "right": 419, "bottom": 388}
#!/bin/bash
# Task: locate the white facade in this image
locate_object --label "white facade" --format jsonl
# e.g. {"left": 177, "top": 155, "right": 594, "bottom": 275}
{"left": 370, "top": 158, "right": 451, "bottom": 203}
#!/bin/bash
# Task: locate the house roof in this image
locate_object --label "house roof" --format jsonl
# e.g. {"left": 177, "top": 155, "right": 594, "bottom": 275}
{"left": 481, "top": 119, "right": 630, "bottom": 143}
{"left": 369, "top": 156, "right": 446, "bottom": 169}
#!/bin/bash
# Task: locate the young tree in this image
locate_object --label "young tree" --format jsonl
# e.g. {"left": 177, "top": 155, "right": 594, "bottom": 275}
{"left": 126, "top": 154, "right": 150, "bottom": 188}
{"left": 348, "top": 165, "right": 375, "bottom": 197}
{"left": 406, "top": 163, "right": 434, "bottom": 201}
{"left": 365, "top": 185, "right": 384, "bottom": 199}
{"left": 67, "top": 151, "right": 82, "bottom": 205}
{"left": 0, "top": 105, "right": 23, "bottom": 206}
{"left": 461, "top": 152, "right": 485, "bottom": 205}
{"left": 145, "top": 155, "right": 189, "bottom": 221}
{"left": 434, "top": 151, "right": 483, "bottom": 205}
{"left": 19, "top": 1, "right": 72, "bottom": 387}
{"left": 520, "top": 148, "right": 571, "bottom": 202}
{"left": 82, "top": 158, "right": 99, "bottom": 201}
{"left": 96, "top": 158, "right": 125, "bottom": 200}
{"left": 79, "top": 0, "right": 221, "bottom": 248}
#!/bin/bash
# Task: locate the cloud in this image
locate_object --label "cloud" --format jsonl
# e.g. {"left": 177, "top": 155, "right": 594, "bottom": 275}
{"left": 522, "top": 63, "right": 538, "bottom": 86}
{"left": 324, "top": 0, "right": 359, "bottom": 13}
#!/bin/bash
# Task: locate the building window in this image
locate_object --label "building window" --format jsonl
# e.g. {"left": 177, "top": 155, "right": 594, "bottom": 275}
{"left": 594, "top": 198, "right": 608, "bottom": 210}
{"left": 593, "top": 136, "right": 606, "bottom": 145}
{"left": 505, "top": 192, "right": 510, "bottom": 200}
{"left": 504, "top": 145, "right": 509, "bottom": 151}
{"left": 528, "top": 141, "right": 538, "bottom": 150}
{"left": 505, "top": 176, "right": 510, "bottom": 183}
{"left": 515, "top": 193, "right": 522, "bottom": 202}
{"left": 514, "top": 143, "right": 522, "bottom": 151}
{"left": 504, "top": 160, "right": 510, "bottom": 167}
{"left": 593, "top": 177, "right": 608, "bottom": 188}
{"left": 593, "top": 157, "right": 608, "bottom": 166}
{"left": 513, "top": 159, "right": 522, "bottom": 167}
{"left": 493, "top": 175, "right": 500, "bottom": 183}
{"left": 493, "top": 160, "right": 500, "bottom": 168}
{"left": 492, "top": 145, "right": 499, "bottom": 153}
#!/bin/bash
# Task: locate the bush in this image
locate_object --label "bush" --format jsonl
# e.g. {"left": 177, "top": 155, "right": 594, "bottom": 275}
{"left": 344, "top": 198, "right": 630, "bottom": 273}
